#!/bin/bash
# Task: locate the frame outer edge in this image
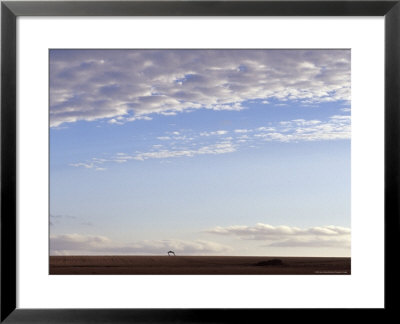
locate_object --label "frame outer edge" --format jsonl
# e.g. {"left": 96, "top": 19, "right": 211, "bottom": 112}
{"left": 385, "top": 1, "right": 400, "bottom": 312}
{"left": 1, "top": 1, "right": 17, "bottom": 323}
{"left": 0, "top": 0, "right": 398, "bottom": 322}
{"left": 2, "top": 1, "right": 399, "bottom": 16}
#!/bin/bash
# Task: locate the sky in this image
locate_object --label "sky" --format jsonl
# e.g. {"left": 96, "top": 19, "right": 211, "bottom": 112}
{"left": 49, "top": 49, "right": 351, "bottom": 257}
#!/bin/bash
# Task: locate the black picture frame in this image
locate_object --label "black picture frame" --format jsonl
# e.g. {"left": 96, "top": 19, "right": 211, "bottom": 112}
{"left": 1, "top": 0, "right": 399, "bottom": 322}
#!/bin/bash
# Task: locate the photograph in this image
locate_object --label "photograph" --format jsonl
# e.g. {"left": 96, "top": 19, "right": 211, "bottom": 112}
{"left": 49, "top": 49, "right": 351, "bottom": 275}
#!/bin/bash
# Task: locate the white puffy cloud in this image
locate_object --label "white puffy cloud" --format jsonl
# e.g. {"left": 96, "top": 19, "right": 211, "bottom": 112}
{"left": 200, "top": 130, "right": 228, "bottom": 136}
{"left": 206, "top": 223, "right": 350, "bottom": 248}
{"left": 234, "top": 129, "right": 250, "bottom": 133}
{"left": 254, "top": 115, "right": 350, "bottom": 142}
{"left": 50, "top": 49, "right": 350, "bottom": 127}
{"left": 50, "top": 233, "right": 231, "bottom": 255}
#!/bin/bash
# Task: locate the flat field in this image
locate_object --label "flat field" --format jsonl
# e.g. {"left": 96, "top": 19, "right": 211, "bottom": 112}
{"left": 50, "top": 256, "right": 350, "bottom": 275}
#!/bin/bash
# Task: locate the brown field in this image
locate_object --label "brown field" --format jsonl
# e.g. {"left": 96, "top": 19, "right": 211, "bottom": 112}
{"left": 49, "top": 256, "right": 350, "bottom": 275}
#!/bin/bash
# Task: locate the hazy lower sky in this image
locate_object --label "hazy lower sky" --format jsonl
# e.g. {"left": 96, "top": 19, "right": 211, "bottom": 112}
{"left": 50, "top": 49, "right": 351, "bottom": 257}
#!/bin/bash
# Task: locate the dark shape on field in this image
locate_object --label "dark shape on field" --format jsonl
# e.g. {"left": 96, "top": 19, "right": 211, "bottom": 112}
{"left": 168, "top": 250, "right": 175, "bottom": 256}
{"left": 254, "top": 259, "right": 284, "bottom": 266}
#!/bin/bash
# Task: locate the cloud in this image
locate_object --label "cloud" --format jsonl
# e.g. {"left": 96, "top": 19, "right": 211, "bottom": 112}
{"left": 267, "top": 237, "right": 349, "bottom": 248}
{"left": 234, "top": 129, "right": 251, "bottom": 133}
{"left": 69, "top": 162, "right": 107, "bottom": 171}
{"left": 69, "top": 162, "right": 96, "bottom": 169}
{"left": 50, "top": 214, "right": 93, "bottom": 227}
{"left": 68, "top": 113, "right": 349, "bottom": 170}
{"left": 253, "top": 115, "right": 350, "bottom": 142}
{"left": 70, "top": 141, "right": 236, "bottom": 169}
{"left": 108, "top": 118, "right": 123, "bottom": 125}
{"left": 50, "top": 233, "right": 232, "bottom": 255}
{"left": 50, "top": 49, "right": 350, "bottom": 127}
{"left": 133, "top": 142, "right": 236, "bottom": 161}
{"left": 200, "top": 130, "right": 229, "bottom": 136}
{"left": 206, "top": 223, "right": 350, "bottom": 248}
{"left": 50, "top": 233, "right": 111, "bottom": 252}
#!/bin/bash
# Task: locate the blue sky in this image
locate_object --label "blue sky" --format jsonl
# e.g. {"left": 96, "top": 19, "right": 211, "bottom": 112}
{"left": 50, "top": 49, "right": 351, "bottom": 256}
